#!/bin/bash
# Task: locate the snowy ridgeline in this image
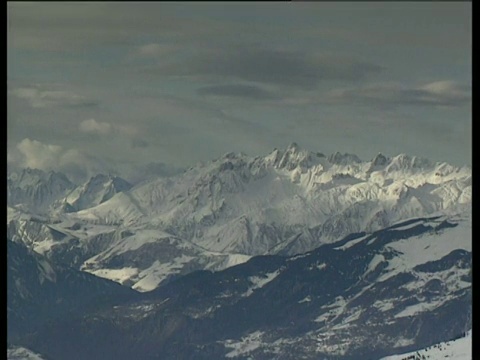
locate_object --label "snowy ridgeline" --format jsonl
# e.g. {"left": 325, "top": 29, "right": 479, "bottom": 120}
{"left": 379, "top": 330, "right": 471, "bottom": 360}
{"left": 7, "top": 346, "right": 46, "bottom": 360}
{"left": 7, "top": 145, "right": 472, "bottom": 291}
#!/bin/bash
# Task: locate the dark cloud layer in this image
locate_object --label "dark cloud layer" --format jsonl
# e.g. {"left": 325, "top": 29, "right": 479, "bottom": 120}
{"left": 152, "top": 47, "right": 383, "bottom": 89}
{"left": 7, "top": 2, "right": 471, "bottom": 173}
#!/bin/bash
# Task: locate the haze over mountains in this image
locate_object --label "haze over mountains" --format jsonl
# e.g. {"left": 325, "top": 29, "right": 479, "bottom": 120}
{"left": 7, "top": 144, "right": 471, "bottom": 359}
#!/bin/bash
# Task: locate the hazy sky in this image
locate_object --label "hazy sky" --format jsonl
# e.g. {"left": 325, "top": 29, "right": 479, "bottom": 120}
{"left": 7, "top": 2, "right": 471, "bottom": 182}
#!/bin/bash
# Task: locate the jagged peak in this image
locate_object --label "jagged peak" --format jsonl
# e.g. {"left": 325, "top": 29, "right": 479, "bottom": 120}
{"left": 264, "top": 148, "right": 282, "bottom": 164}
{"left": 286, "top": 142, "right": 300, "bottom": 153}
{"left": 77, "top": 174, "right": 132, "bottom": 197}
{"left": 110, "top": 176, "right": 132, "bottom": 190}
{"left": 222, "top": 151, "right": 238, "bottom": 160}
{"left": 271, "top": 144, "right": 316, "bottom": 171}
{"left": 13, "top": 167, "right": 48, "bottom": 183}
{"left": 371, "top": 153, "right": 389, "bottom": 167}
{"left": 387, "top": 153, "right": 432, "bottom": 171}
{"left": 9, "top": 168, "right": 74, "bottom": 189}
{"left": 211, "top": 151, "right": 248, "bottom": 166}
{"left": 213, "top": 152, "right": 249, "bottom": 171}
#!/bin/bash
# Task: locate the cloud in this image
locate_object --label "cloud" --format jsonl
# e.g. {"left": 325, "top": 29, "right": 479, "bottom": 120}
{"left": 197, "top": 84, "right": 277, "bottom": 100}
{"left": 10, "top": 85, "right": 97, "bottom": 109}
{"left": 79, "top": 119, "right": 113, "bottom": 135}
{"left": 7, "top": 3, "right": 232, "bottom": 52}
{"left": 9, "top": 138, "right": 108, "bottom": 182}
{"left": 419, "top": 81, "right": 469, "bottom": 98}
{"left": 15, "top": 138, "right": 63, "bottom": 170}
{"left": 78, "top": 119, "right": 138, "bottom": 137}
{"left": 327, "top": 81, "right": 471, "bottom": 107}
{"left": 149, "top": 47, "right": 383, "bottom": 89}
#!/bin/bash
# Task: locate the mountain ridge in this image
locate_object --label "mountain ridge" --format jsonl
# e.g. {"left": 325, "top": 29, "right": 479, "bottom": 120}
{"left": 8, "top": 213, "right": 470, "bottom": 359}
{"left": 7, "top": 145, "right": 471, "bottom": 291}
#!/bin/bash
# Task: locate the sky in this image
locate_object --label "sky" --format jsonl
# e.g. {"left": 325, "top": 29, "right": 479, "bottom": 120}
{"left": 7, "top": 2, "right": 471, "bottom": 182}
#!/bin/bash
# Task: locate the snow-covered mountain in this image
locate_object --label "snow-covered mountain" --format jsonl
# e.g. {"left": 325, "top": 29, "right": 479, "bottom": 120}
{"left": 7, "top": 168, "right": 76, "bottom": 214}
{"left": 7, "top": 169, "right": 132, "bottom": 215}
{"left": 63, "top": 173, "right": 132, "bottom": 212}
{"left": 7, "top": 145, "right": 471, "bottom": 290}
{"left": 7, "top": 346, "right": 46, "bottom": 360}
{"left": 379, "top": 330, "right": 471, "bottom": 360}
{"left": 10, "top": 213, "right": 471, "bottom": 360}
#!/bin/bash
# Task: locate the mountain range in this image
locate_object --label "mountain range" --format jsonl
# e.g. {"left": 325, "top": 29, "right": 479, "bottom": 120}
{"left": 7, "top": 214, "right": 471, "bottom": 359}
{"left": 7, "top": 144, "right": 471, "bottom": 291}
{"left": 7, "top": 144, "right": 471, "bottom": 359}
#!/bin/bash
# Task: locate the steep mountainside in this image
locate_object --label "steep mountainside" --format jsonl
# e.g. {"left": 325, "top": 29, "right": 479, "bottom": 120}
{"left": 7, "top": 239, "right": 139, "bottom": 341}
{"left": 7, "top": 169, "right": 132, "bottom": 215}
{"left": 380, "top": 330, "right": 471, "bottom": 360}
{"left": 64, "top": 174, "right": 132, "bottom": 212}
{"left": 7, "top": 168, "right": 76, "bottom": 214}
{"left": 11, "top": 213, "right": 471, "bottom": 360}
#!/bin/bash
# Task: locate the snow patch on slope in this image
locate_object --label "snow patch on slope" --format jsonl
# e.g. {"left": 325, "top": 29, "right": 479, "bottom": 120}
{"left": 243, "top": 270, "right": 281, "bottom": 297}
{"left": 224, "top": 331, "right": 265, "bottom": 358}
{"left": 334, "top": 234, "right": 369, "bottom": 250}
{"left": 132, "top": 255, "right": 196, "bottom": 292}
{"left": 378, "top": 217, "right": 471, "bottom": 283}
{"left": 380, "top": 330, "right": 471, "bottom": 360}
{"left": 7, "top": 346, "right": 46, "bottom": 360}
{"left": 89, "top": 267, "right": 139, "bottom": 286}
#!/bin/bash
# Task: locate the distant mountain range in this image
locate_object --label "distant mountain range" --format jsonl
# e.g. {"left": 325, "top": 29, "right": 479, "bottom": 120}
{"left": 8, "top": 144, "right": 471, "bottom": 291}
{"left": 7, "top": 144, "right": 471, "bottom": 359}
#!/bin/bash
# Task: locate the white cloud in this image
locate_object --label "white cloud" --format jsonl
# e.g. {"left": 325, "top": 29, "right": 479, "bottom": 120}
{"left": 10, "top": 86, "right": 96, "bottom": 108}
{"left": 10, "top": 138, "right": 107, "bottom": 182}
{"left": 16, "top": 138, "right": 63, "bottom": 169}
{"left": 326, "top": 80, "right": 471, "bottom": 107}
{"left": 79, "top": 119, "right": 113, "bottom": 135}
{"left": 420, "top": 80, "right": 469, "bottom": 98}
{"left": 78, "top": 119, "right": 138, "bottom": 137}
